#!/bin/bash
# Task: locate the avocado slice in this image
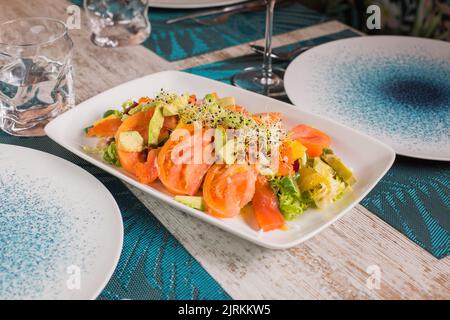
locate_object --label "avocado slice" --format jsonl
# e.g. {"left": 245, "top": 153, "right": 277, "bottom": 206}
{"left": 312, "top": 158, "right": 335, "bottom": 178}
{"left": 118, "top": 131, "right": 144, "bottom": 152}
{"left": 297, "top": 167, "right": 325, "bottom": 192}
{"left": 218, "top": 97, "right": 235, "bottom": 109}
{"left": 174, "top": 196, "right": 205, "bottom": 211}
{"left": 103, "top": 109, "right": 123, "bottom": 118}
{"left": 280, "top": 176, "right": 300, "bottom": 196}
{"left": 162, "top": 94, "right": 188, "bottom": 116}
{"left": 148, "top": 104, "right": 164, "bottom": 146}
{"left": 214, "top": 127, "right": 226, "bottom": 155}
{"left": 217, "top": 139, "right": 237, "bottom": 165}
{"left": 204, "top": 93, "right": 217, "bottom": 103}
{"left": 128, "top": 102, "right": 155, "bottom": 116}
{"left": 162, "top": 103, "right": 179, "bottom": 116}
{"left": 321, "top": 153, "right": 356, "bottom": 185}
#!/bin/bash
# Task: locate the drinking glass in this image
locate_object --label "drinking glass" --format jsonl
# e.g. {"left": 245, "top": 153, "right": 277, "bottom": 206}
{"left": 84, "top": 0, "right": 151, "bottom": 48}
{"left": 231, "top": 0, "right": 285, "bottom": 97}
{"left": 0, "top": 17, "right": 74, "bottom": 137}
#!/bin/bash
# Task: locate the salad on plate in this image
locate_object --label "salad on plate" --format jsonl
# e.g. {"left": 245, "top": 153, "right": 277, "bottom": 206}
{"left": 84, "top": 90, "right": 356, "bottom": 232}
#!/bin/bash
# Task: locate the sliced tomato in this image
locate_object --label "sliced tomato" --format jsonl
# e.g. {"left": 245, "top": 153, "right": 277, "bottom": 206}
{"left": 87, "top": 116, "right": 122, "bottom": 138}
{"left": 241, "top": 204, "right": 260, "bottom": 231}
{"left": 157, "top": 125, "right": 213, "bottom": 195}
{"left": 277, "top": 161, "right": 294, "bottom": 177}
{"left": 163, "top": 115, "right": 178, "bottom": 130}
{"left": 259, "top": 143, "right": 293, "bottom": 177}
{"left": 227, "top": 105, "right": 248, "bottom": 115}
{"left": 276, "top": 139, "right": 306, "bottom": 176}
{"left": 135, "top": 149, "right": 159, "bottom": 184}
{"left": 138, "top": 96, "right": 151, "bottom": 105}
{"left": 252, "top": 175, "right": 285, "bottom": 231}
{"left": 188, "top": 95, "right": 197, "bottom": 105}
{"left": 279, "top": 140, "right": 294, "bottom": 164}
{"left": 154, "top": 116, "right": 178, "bottom": 146}
{"left": 115, "top": 109, "right": 155, "bottom": 144}
{"left": 203, "top": 164, "right": 257, "bottom": 218}
{"left": 252, "top": 112, "right": 282, "bottom": 124}
{"left": 115, "top": 109, "right": 155, "bottom": 175}
{"left": 289, "top": 124, "right": 331, "bottom": 157}
{"left": 119, "top": 151, "right": 146, "bottom": 175}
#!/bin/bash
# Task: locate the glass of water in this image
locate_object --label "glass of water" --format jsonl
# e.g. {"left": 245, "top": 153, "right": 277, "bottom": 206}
{"left": 84, "top": 0, "right": 151, "bottom": 48}
{"left": 0, "top": 17, "right": 74, "bottom": 137}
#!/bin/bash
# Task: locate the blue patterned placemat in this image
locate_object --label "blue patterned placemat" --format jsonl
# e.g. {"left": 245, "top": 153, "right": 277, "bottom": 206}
{"left": 73, "top": 0, "right": 327, "bottom": 61}
{"left": 361, "top": 157, "right": 449, "bottom": 259}
{"left": 184, "top": 29, "right": 450, "bottom": 259}
{"left": 0, "top": 133, "right": 230, "bottom": 300}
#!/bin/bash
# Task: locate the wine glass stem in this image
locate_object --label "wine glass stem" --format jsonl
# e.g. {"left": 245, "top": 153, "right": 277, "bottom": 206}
{"left": 263, "top": 0, "right": 276, "bottom": 81}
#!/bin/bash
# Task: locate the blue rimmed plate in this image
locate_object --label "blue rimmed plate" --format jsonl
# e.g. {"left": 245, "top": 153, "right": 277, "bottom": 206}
{"left": 285, "top": 36, "right": 450, "bottom": 161}
{"left": 0, "top": 145, "right": 123, "bottom": 299}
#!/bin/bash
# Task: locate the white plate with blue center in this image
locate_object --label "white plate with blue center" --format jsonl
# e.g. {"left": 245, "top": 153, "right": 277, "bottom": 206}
{"left": 0, "top": 144, "right": 123, "bottom": 299}
{"left": 285, "top": 36, "right": 450, "bottom": 161}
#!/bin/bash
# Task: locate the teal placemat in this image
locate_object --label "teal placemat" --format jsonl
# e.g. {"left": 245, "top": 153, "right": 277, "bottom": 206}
{"left": 0, "top": 133, "right": 230, "bottom": 300}
{"left": 73, "top": 0, "right": 327, "bottom": 61}
{"left": 360, "top": 157, "right": 449, "bottom": 259}
{"left": 184, "top": 29, "right": 450, "bottom": 259}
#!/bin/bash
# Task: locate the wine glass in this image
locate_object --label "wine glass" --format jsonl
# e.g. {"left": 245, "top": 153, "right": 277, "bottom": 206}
{"left": 231, "top": 0, "right": 284, "bottom": 97}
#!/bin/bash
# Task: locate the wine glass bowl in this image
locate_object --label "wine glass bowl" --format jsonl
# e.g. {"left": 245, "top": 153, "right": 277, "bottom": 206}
{"left": 231, "top": 66, "right": 285, "bottom": 97}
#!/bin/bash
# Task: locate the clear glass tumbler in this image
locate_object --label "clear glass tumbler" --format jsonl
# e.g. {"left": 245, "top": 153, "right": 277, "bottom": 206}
{"left": 0, "top": 17, "right": 74, "bottom": 137}
{"left": 84, "top": 0, "right": 151, "bottom": 48}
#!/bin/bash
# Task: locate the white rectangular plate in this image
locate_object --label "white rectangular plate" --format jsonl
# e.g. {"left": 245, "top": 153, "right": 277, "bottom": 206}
{"left": 46, "top": 71, "right": 395, "bottom": 249}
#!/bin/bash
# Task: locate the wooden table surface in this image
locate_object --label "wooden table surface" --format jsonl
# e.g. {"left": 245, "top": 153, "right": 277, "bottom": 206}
{"left": 1, "top": 0, "right": 449, "bottom": 300}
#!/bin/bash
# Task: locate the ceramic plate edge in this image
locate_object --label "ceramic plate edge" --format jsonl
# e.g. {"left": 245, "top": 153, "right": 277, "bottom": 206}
{"left": 284, "top": 36, "right": 450, "bottom": 161}
{"left": 0, "top": 144, "right": 124, "bottom": 299}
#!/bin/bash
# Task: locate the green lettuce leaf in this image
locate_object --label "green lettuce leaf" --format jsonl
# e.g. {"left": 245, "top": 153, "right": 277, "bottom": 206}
{"left": 270, "top": 175, "right": 313, "bottom": 220}
{"left": 103, "top": 142, "right": 121, "bottom": 167}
